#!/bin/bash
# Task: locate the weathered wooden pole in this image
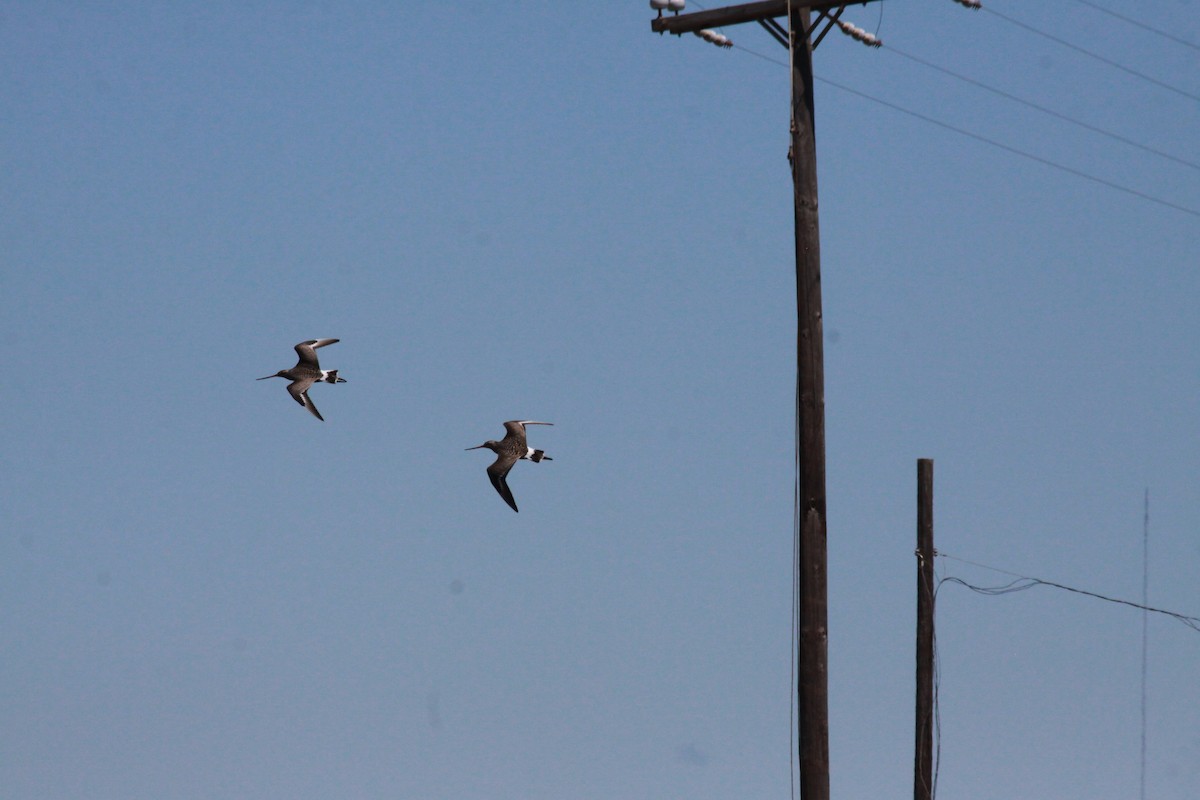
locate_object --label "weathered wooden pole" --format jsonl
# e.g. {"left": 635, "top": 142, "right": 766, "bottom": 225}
{"left": 791, "top": 8, "right": 830, "bottom": 800}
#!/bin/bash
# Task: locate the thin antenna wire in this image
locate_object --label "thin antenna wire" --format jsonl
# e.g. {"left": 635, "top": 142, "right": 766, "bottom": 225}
{"left": 1069, "top": 0, "right": 1200, "bottom": 53}
{"left": 983, "top": 6, "right": 1200, "bottom": 103}
{"left": 1140, "top": 488, "right": 1150, "bottom": 800}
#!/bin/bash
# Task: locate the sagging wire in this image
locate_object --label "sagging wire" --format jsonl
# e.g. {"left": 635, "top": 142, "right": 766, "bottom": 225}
{"left": 937, "top": 553, "right": 1200, "bottom": 633}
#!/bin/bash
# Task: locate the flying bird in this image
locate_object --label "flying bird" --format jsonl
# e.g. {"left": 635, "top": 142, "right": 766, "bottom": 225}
{"left": 466, "top": 420, "right": 553, "bottom": 512}
{"left": 257, "top": 339, "right": 346, "bottom": 421}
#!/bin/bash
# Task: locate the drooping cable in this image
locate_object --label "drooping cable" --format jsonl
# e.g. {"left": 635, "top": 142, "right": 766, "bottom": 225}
{"left": 937, "top": 553, "right": 1200, "bottom": 633}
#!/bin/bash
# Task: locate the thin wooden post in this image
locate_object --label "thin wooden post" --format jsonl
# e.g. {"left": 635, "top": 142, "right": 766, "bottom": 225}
{"left": 915, "top": 458, "right": 935, "bottom": 800}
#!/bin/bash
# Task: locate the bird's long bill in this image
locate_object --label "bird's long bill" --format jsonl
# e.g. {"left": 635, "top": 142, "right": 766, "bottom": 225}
{"left": 256, "top": 375, "right": 277, "bottom": 380}
{"left": 465, "top": 444, "right": 487, "bottom": 451}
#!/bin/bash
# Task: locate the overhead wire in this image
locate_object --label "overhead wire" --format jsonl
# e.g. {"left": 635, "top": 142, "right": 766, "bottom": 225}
{"left": 1068, "top": 0, "right": 1200, "bottom": 53}
{"left": 982, "top": 5, "right": 1200, "bottom": 103}
{"left": 813, "top": 74, "right": 1200, "bottom": 219}
{"left": 882, "top": 44, "right": 1200, "bottom": 174}
{"left": 729, "top": 42, "right": 1200, "bottom": 219}
{"left": 936, "top": 552, "right": 1200, "bottom": 633}
{"left": 934, "top": 536, "right": 1193, "bottom": 799}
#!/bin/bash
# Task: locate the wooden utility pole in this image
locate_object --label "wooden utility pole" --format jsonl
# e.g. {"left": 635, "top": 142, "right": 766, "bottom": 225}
{"left": 652, "top": 5, "right": 881, "bottom": 800}
{"left": 789, "top": 8, "right": 830, "bottom": 800}
{"left": 915, "top": 459, "right": 935, "bottom": 800}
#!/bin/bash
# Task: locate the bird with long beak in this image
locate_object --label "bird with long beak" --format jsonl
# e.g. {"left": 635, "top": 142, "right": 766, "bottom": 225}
{"left": 257, "top": 339, "right": 346, "bottom": 421}
{"left": 466, "top": 420, "right": 553, "bottom": 512}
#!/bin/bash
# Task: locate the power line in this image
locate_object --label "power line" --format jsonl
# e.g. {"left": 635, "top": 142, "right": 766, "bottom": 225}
{"left": 936, "top": 552, "right": 1200, "bottom": 633}
{"left": 882, "top": 44, "right": 1200, "bottom": 174}
{"left": 983, "top": 6, "right": 1200, "bottom": 103}
{"left": 813, "top": 73, "right": 1200, "bottom": 219}
{"left": 1069, "top": 0, "right": 1200, "bottom": 53}
{"left": 731, "top": 43, "right": 1200, "bottom": 218}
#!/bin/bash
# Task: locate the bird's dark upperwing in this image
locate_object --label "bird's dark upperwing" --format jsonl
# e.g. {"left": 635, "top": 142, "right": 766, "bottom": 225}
{"left": 293, "top": 338, "right": 339, "bottom": 368}
{"left": 287, "top": 380, "right": 324, "bottom": 421}
{"left": 503, "top": 420, "right": 552, "bottom": 440}
{"left": 486, "top": 455, "right": 519, "bottom": 512}
{"left": 500, "top": 421, "right": 528, "bottom": 445}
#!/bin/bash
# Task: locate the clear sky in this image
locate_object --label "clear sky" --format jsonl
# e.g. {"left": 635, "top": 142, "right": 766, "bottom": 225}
{"left": 2, "top": 2, "right": 1197, "bottom": 798}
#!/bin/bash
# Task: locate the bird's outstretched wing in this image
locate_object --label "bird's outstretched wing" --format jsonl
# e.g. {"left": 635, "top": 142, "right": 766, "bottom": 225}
{"left": 486, "top": 454, "right": 520, "bottom": 512}
{"left": 502, "top": 420, "right": 552, "bottom": 446}
{"left": 293, "top": 338, "right": 340, "bottom": 368}
{"left": 287, "top": 379, "right": 324, "bottom": 421}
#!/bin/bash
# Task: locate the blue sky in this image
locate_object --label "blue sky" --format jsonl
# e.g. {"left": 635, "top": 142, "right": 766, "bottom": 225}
{"left": 2, "top": 2, "right": 1197, "bottom": 798}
